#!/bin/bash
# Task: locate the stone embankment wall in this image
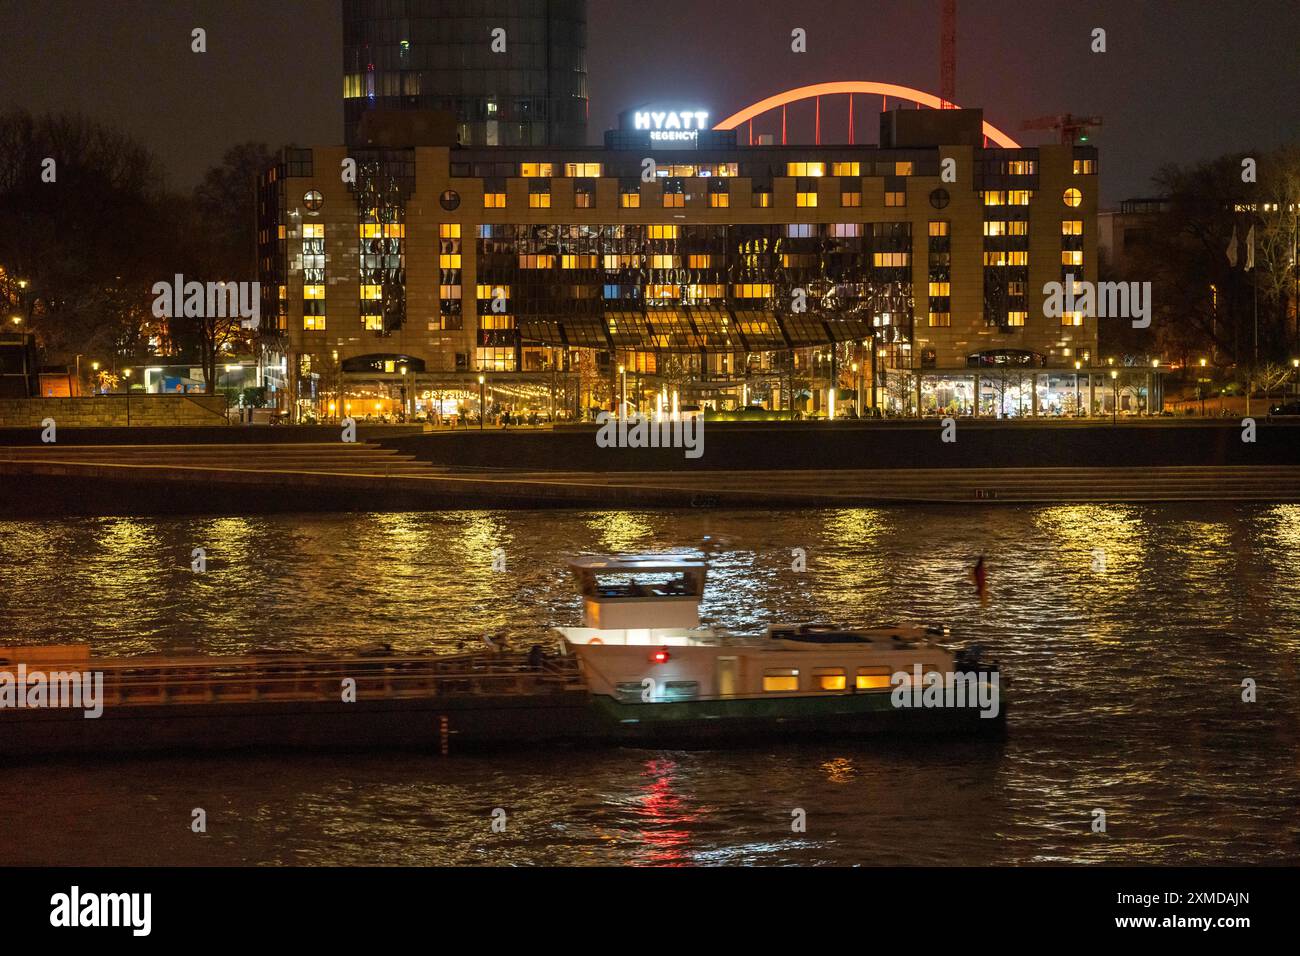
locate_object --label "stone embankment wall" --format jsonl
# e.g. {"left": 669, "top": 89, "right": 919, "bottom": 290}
{"left": 0, "top": 395, "right": 228, "bottom": 428}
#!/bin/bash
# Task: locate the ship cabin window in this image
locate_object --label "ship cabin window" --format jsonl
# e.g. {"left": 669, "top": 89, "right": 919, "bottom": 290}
{"left": 763, "top": 668, "right": 800, "bottom": 692}
{"left": 615, "top": 682, "right": 646, "bottom": 702}
{"left": 856, "top": 667, "right": 892, "bottom": 690}
{"left": 662, "top": 681, "right": 699, "bottom": 701}
{"left": 813, "top": 667, "right": 847, "bottom": 691}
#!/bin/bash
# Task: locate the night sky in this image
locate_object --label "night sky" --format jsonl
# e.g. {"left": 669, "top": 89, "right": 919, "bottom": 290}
{"left": 0, "top": 0, "right": 1296, "bottom": 203}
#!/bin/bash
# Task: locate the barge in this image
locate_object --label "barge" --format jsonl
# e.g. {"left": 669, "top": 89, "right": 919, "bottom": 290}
{"left": 0, "top": 554, "right": 1002, "bottom": 758}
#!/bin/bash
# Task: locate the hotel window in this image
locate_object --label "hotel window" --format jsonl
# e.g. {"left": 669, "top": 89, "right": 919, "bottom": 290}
{"left": 529, "top": 188, "right": 551, "bottom": 208}
{"left": 753, "top": 188, "right": 772, "bottom": 208}
{"left": 856, "top": 667, "right": 891, "bottom": 690}
{"left": 928, "top": 312, "right": 951, "bottom": 327}
{"left": 1005, "top": 160, "right": 1035, "bottom": 175}
{"left": 303, "top": 315, "right": 326, "bottom": 331}
{"left": 1062, "top": 220, "right": 1084, "bottom": 236}
{"left": 302, "top": 223, "right": 324, "bottom": 239}
{"left": 1006, "top": 311, "right": 1027, "bottom": 326}
{"left": 796, "top": 178, "right": 818, "bottom": 207}
{"left": 734, "top": 283, "right": 774, "bottom": 298}
{"left": 763, "top": 669, "right": 800, "bottom": 692}
{"left": 984, "top": 251, "right": 1029, "bottom": 266}
{"left": 1073, "top": 159, "right": 1096, "bottom": 175}
{"left": 830, "top": 223, "right": 862, "bottom": 237}
{"left": 620, "top": 183, "right": 641, "bottom": 208}
{"left": 647, "top": 225, "right": 678, "bottom": 239}
{"left": 895, "top": 161, "right": 914, "bottom": 176}
{"left": 1063, "top": 188, "right": 1083, "bottom": 207}
{"left": 873, "top": 252, "right": 908, "bottom": 267}
{"left": 519, "top": 254, "right": 555, "bottom": 269}
{"left": 563, "top": 254, "right": 599, "bottom": 269}
{"left": 813, "top": 668, "right": 847, "bottom": 691}
{"left": 1061, "top": 250, "right": 1084, "bottom": 266}
{"left": 662, "top": 179, "right": 685, "bottom": 208}
{"left": 786, "top": 162, "right": 825, "bottom": 177}
{"left": 362, "top": 316, "right": 384, "bottom": 331}
{"left": 574, "top": 181, "right": 595, "bottom": 208}
{"left": 475, "top": 284, "right": 508, "bottom": 300}
{"left": 708, "top": 179, "right": 730, "bottom": 207}
{"left": 304, "top": 284, "right": 325, "bottom": 299}
{"left": 440, "top": 223, "right": 460, "bottom": 239}
{"left": 650, "top": 254, "right": 679, "bottom": 269}
{"left": 885, "top": 188, "right": 906, "bottom": 207}
{"left": 1062, "top": 310, "right": 1084, "bottom": 327}
{"left": 984, "top": 221, "right": 1028, "bottom": 236}
{"left": 564, "top": 162, "right": 602, "bottom": 177}
{"left": 786, "top": 223, "right": 814, "bottom": 238}
{"left": 840, "top": 187, "right": 861, "bottom": 207}
{"left": 277, "top": 224, "right": 286, "bottom": 239}
{"left": 520, "top": 162, "right": 553, "bottom": 177}
{"left": 1008, "top": 190, "right": 1031, "bottom": 205}
{"left": 928, "top": 281, "right": 951, "bottom": 297}
{"left": 831, "top": 162, "right": 860, "bottom": 177}
{"left": 439, "top": 253, "right": 462, "bottom": 268}
{"left": 688, "top": 254, "right": 712, "bottom": 268}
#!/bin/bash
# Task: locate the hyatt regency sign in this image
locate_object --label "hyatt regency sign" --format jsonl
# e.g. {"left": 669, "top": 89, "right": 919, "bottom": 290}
{"left": 633, "top": 109, "right": 711, "bottom": 142}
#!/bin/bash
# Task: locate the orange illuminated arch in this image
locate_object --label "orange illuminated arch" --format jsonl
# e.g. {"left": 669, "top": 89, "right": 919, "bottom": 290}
{"left": 714, "top": 81, "right": 1020, "bottom": 148}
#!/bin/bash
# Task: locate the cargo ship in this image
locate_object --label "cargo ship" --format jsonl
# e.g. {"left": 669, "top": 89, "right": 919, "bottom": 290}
{"left": 0, "top": 554, "right": 1002, "bottom": 758}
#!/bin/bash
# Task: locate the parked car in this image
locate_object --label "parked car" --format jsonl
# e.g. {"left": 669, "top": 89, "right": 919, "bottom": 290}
{"left": 1267, "top": 401, "right": 1300, "bottom": 417}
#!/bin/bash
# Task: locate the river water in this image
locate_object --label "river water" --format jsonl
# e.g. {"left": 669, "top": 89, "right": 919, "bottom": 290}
{"left": 1, "top": 504, "right": 1297, "bottom": 865}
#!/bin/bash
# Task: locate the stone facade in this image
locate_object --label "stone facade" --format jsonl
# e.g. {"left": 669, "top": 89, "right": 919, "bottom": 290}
{"left": 0, "top": 395, "right": 229, "bottom": 428}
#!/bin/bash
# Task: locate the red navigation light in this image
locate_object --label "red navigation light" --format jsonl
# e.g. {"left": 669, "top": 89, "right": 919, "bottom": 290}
{"left": 651, "top": 649, "right": 671, "bottom": 664}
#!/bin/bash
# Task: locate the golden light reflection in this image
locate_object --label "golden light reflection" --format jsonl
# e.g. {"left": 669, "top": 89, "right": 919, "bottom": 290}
{"left": 820, "top": 756, "right": 858, "bottom": 784}
{"left": 1034, "top": 505, "right": 1145, "bottom": 591}
{"left": 584, "top": 512, "right": 655, "bottom": 553}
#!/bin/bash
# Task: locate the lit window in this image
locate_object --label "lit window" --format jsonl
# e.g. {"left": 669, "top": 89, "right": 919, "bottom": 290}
{"left": 984, "top": 251, "right": 1029, "bottom": 266}
{"left": 476, "top": 284, "right": 507, "bottom": 299}
{"left": 520, "top": 162, "right": 553, "bottom": 177}
{"left": 709, "top": 192, "right": 729, "bottom": 208}
{"left": 733, "top": 283, "right": 774, "bottom": 298}
{"left": 1008, "top": 190, "right": 1031, "bottom": 205}
{"left": 529, "top": 192, "right": 551, "bottom": 208}
{"left": 519, "top": 254, "right": 555, "bottom": 269}
{"left": 277, "top": 224, "right": 286, "bottom": 240}
{"left": 563, "top": 162, "right": 602, "bottom": 177}
{"left": 830, "top": 223, "right": 861, "bottom": 237}
{"left": 895, "top": 161, "right": 914, "bottom": 176}
{"left": 303, "top": 189, "right": 323, "bottom": 211}
{"left": 662, "top": 192, "right": 685, "bottom": 208}
{"left": 929, "top": 221, "right": 949, "bottom": 237}
{"left": 302, "top": 223, "right": 324, "bottom": 239}
{"left": 753, "top": 190, "right": 771, "bottom": 208}
{"left": 929, "top": 312, "right": 951, "bottom": 327}
{"left": 856, "top": 668, "right": 891, "bottom": 690}
{"left": 575, "top": 191, "right": 594, "bottom": 208}
{"left": 360, "top": 285, "right": 382, "bottom": 300}
{"left": 984, "top": 221, "right": 1007, "bottom": 236}
{"left": 483, "top": 192, "right": 506, "bottom": 208}
{"left": 786, "top": 162, "right": 825, "bottom": 177}
{"left": 440, "top": 285, "right": 462, "bottom": 299}
{"left": 796, "top": 191, "right": 818, "bottom": 207}
{"left": 982, "top": 191, "right": 1005, "bottom": 206}
{"left": 813, "top": 668, "right": 846, "bottom": 691}
{"left": 763, "top": 669, "right": 800, "bottom": 692}
{"left": 303, "top": 315, "right": 326, "bottom": 330}
{"left": 840, "top": 191, "right": 861, "bottom": 207}
{"left": 1061, "top": 250, "right": 1084, "bottom": 266}
{"left": 688, "top": 255, "right": 712, "bottom": 269}
{"left": 1007, "top": 311, "right": 1027, "bottom": 326}
{"left": 1062, "top": 220, "right": 1084, "bottom": 236}
{"left": 831, "top": 162, "right": 860, "bottom": 177}
{"left": 362, "top": 316, "right": 383, "bottom": 330}
{"left": 929, "top": 281, "right": 951, "bottom": 297}
{"left": 620, "top": 192, "right": 640, "bottom": 208}
{"left": 439, "top": 254, "right": 462, "bottom": 268}
{"left": 303, "top": 285, "right": 325, "bottom": 299}
{"left": 1062, "top": 311, "right": 1084, "bottom": 327}
{"left": 439, "top": 223, "right": 461, "bottom": 238}
{"left": 885, "top": 190, "right": 906, "bottom": 207}
{"left": 873, "top": 252, "right": 908, "bottom": 267}
{"left": 1005, "top": 160, "right": 1035, "bottom": 175}
{"left": 1073, "top": 159, "right": 1096, "bottom": 175}
{"left": 1064, "top": 188, "right": 1083, "bottom": 207}
{"left": 647, "top": 225, "right": 678, "bottom": 239}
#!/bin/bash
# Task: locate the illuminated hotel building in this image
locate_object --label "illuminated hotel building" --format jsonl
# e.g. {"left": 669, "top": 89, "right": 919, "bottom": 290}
{"left": 256, "top": 105, "right": 1099, "bottom": 420}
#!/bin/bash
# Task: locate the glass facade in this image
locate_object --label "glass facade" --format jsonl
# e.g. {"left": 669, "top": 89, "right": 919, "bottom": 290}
{"left": 342, "top": 0, "right": 588, "bottom": 147}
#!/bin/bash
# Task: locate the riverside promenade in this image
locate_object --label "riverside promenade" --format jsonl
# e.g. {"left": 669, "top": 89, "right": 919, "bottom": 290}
{"left": 2, "top": 420, "right": 1299, "bottom": 515}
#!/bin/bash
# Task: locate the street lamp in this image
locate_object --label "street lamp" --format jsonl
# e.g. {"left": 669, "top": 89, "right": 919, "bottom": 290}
{"left": 1074, "top": 360, "right": 1082, "bottom": 417}
{"left": 478, "top": 374, "right": 485, "bottom": 431}
{"left": 851, "top": 361, "right": 860, "bottom": 416}
{"left": 617, "top": 363, "right": 626, "bottom": 419}
{"left": 399, "top": 364, "right": 408, "bottom": 423}
{"left": 1110, "top": 369, "right": 1119, "bottom": 425}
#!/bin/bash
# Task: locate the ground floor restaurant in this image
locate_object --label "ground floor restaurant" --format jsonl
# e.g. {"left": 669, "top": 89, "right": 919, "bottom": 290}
{"left": 883, "top": 366, "right": 1166, "bottom": 418}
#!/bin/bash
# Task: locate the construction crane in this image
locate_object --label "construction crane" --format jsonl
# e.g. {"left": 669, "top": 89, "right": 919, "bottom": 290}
{"left": 940, "top": 0, "right": 956, "bottom": 109}
{"left": 1020, "top": 113, "right": 1103, "bottom": 146}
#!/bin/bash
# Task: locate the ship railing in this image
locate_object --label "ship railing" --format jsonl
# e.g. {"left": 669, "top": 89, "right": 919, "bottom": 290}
{"left": 74, "top": 652, "right": 586, "bottom": 709}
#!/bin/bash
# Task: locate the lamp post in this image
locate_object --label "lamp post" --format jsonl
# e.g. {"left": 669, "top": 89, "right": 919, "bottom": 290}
{"left": 618, "top": 363, "right": 626, "bottom": 419}
{"left": 478, "top": 374, "right": 485, "bottom": 431}
{"left": 1110, "top": 369, "right": 1119, "bottom": 425}
{"left": 1150, "top": 358, "right": 1160, "bottom": 416}
{"left": 851, "top": 361, "right": 860, "bottom": 416}
{"left": 1199, "top": 357, "right": 1208, "bottom": 416}
{"left": 399, "top": 364, "right": 408, "bottom": 423}
{"left": 1074, "top": 360, "right": 1082, "bottom": 417}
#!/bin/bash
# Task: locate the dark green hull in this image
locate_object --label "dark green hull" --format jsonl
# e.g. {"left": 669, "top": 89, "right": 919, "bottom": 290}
{"left": 588, "top": 690, "right": 1005, "bottom": 746}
